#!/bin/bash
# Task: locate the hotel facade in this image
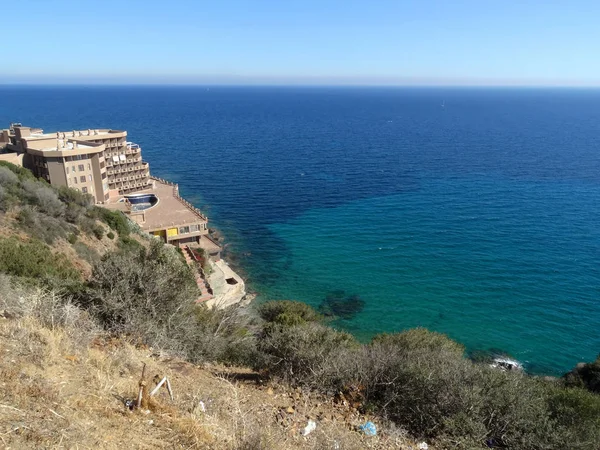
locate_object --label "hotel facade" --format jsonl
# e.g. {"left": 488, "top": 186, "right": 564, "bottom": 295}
{"left": 1, "top": 123, "right": 216, "bottom": 250}
{"left": 2, "top": 124, "right": 150, "bottom": 203}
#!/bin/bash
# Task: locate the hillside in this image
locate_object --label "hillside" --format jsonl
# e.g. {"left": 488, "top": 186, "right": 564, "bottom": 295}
{"left": 1, "top": 160, "right": 600, "bottom": 450}
{"left": 0, "top": 305, "right": 415, "bottom": 449}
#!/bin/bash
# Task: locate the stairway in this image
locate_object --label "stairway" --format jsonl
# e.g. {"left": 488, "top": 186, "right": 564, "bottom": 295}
{"left": 182, "top": 246, "right": 213, "bottom": 303}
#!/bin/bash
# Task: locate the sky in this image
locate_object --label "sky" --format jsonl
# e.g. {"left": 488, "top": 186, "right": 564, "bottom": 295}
{"left": 3, "top": 0, "right": 600, "bottom": 86}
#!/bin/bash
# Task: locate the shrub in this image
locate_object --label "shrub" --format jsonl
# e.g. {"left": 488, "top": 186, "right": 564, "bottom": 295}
{"left": 92, "top": 224, "right": 104, "bottom": 240}
{"left": 106, "top": 231, "right": 115, "bottom": 240}
{"left": 359, "top": 330, "right": 477, "bottom": 439}
{"left": 84, "top": 241, "right": 200, "bottom": 354}
{"left": 16, "top": 206, "right": 73, "bottom": 244}
{"left": 92, "top": 207, "right": 130, "bottom": 237}
{"left": 257, "top": 321, "right": 358, "bottom": 388}
{"left": 0, "top": 161, "right": 36, "bottom": 181}
{"left": 0, "top": 185, "right": 15, "bottom": 211}
{"left": 546, "top": 386, "right": 600, "bottom": 447}
{"left": 371, "top": 328, "right": 465, "bottom": 355}
{"left": 0, "top": 237, "right": 81, "bottom": 283}
{"left": 0, "top": 166, "right": 19, "bottom": 186}
{"left": 34, "top": 186, "right": 65, "bottom": 217}
{"left": 67, "top": 233, "right": 78, "bottom": 245}
{"left": 0, "top": 274, "right": 100, "bottom": 348}
{"left": 257, "top": 300, "right": 322, "bottom": 326}
{"left": 74, "top": 242, "right": 100, "bottom": 264}
{"left": 118, "top": 235, "right": 143, "bottom": 252}
{"left": 57, "top": 185, "right": 94, "bottom": 208}
{"left": 191, "top": 305, "right": 259, "bottom": 366}
{"left": 563, "top": 355, "right": 600, "bottom": 393}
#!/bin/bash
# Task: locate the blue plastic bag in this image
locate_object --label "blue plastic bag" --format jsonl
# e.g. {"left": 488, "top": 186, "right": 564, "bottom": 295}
{"left": 358, "top": 421, "right": 377, "bottom": 436}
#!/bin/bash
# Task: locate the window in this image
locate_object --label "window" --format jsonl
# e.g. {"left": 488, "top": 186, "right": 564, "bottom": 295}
{"left": 78, "top": 164, "right": 85, "bottom": 171}
{"left": 82, "top": 187, "right": 88, "bottom": 194}
{"left": 80, "top": 176, "right": 86, "bottom": 183}
{"left": 190, "top": 224, "right": 200, "bottom": 232}
{"left": 73, "top": 177, "right": 78, "bottom": 184}
{"left": 76, "top": 155, "right": 82, "bottom": 160}
{"left": 88, "top": 163, "right": 91, "bottom": 170}
{"left": 71, "top": 166, "right": 76, "bottom": 173}
{"left": 88, "top": 175, "right": 92, "bottom": 181}
{"left": 101, "top": 172, "right": 107, "bottom": 179}
{"left": 179, "top": 226, "right": 190, "bottom": 234}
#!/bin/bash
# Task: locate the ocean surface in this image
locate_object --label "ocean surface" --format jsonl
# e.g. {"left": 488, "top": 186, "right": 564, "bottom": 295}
{"left": 2, "top": 86, "right": 600, "bottom": 374}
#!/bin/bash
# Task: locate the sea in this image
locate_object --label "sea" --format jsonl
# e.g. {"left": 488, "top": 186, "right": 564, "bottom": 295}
{"left": 2, "top": 85, "right": 600, "bottom": 375}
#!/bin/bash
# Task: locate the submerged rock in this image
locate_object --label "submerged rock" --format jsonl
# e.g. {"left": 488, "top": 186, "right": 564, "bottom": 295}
{"left": 318, "top": 290, "right": 365, "bottom": 320}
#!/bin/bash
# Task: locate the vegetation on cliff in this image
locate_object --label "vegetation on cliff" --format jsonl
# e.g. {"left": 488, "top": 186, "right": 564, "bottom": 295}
{"left": 0, "top": 160, "right": 599, "bottom": 449}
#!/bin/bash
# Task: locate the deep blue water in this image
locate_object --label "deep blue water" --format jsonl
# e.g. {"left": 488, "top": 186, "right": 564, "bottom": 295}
{"left": 2, "top": 86, "right": 600, "bottom": 374}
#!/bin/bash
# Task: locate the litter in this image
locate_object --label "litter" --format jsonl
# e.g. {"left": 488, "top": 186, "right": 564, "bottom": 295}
{"left": 358, "top": 421, "right": 377, "bottom": 436}
{"left": 418, "top": 443, "right": 428, "bottom": 450}
{"left": 302, "top": 419, "right": 316, "bottom": 436}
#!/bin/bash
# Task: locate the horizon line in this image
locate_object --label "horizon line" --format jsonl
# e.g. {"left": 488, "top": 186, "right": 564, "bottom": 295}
{"left": 2, "top": 83, "right": 600, "bottom": 89}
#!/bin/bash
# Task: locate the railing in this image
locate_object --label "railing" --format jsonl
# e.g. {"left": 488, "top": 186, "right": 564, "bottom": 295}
{"left": 150, "top": 176, "right": 208, "bottom": 221}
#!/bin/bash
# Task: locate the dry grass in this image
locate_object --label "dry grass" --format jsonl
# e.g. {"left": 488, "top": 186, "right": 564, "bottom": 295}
{"left": 0, "top": 314, "right": 424, "bottom": 450}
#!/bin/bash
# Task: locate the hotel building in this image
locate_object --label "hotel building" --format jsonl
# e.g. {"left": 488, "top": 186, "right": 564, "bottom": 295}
{"left": 1, "top": 123, "right": 218, "bottom": 250}
{"left": 2, "top": 124, "right": 150, "bottom": 203}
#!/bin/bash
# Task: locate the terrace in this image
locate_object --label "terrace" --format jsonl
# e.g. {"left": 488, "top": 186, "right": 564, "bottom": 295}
{"left": 106, "top": 178, "right": 209, "bottom": 244}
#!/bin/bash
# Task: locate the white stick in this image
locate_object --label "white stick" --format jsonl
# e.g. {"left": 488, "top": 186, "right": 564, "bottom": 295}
{"left": 149, "top": 377, "right": 167, "bottom": 397}
{"left": 165, "top": 378, "right": 174, "bottom": 401}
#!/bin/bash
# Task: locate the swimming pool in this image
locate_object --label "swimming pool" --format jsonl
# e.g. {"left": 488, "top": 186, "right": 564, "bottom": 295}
{"left": 121, "top": 193, "right": 159, "bottom": 211}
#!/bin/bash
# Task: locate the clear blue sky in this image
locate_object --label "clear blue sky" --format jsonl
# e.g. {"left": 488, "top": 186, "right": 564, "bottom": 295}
{"left": 4, "top": 0, "right": 600, "bottom": 85}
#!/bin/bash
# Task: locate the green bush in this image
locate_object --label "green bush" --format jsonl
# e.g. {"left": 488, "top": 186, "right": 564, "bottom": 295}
{"left": 118, "top": 236, "right": 143, "bottom": 252}
{"left": 257, "top": 321, "right": 358, "bottom": 388}
{"left": 0, "top": 237, "right": 81, "bottom": 282}
{"left": 0, "top": 166, "right": 19, "bottom": 186}
{"left": 258, "top": 300, "right": 322, "bottom": 326}
{"left": 0, "top": 184, "right": 17, "bottom": 211}
{"left": 106, "top": 231, "right": 115, "bottom": 240}
{"left": 0, "top": 161, "right": 36, "bottom": 181}
{"left": 57, "top": 185, "right": 94, "bottom": 208}
{"left": 92, "top": 224, "right": 104, "bottom": 240}
{"left": 563, "top": 355, "right": 600, "bottom": 393}
{"left": 92, "top": 207, "right": 130, "bottom": 237}
{"left": 546, "top": 386, "right": 600, "bottom": 447}
{"left": 67, "top": 233, "right": 78, "bottom": 245}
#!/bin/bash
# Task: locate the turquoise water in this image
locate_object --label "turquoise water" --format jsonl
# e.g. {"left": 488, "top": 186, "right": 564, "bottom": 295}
{"left": 257, "top": 176, "right": 600, "bottom": 374}
{"left": 3, "top": 86, "right": 600, "bottom": 374}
